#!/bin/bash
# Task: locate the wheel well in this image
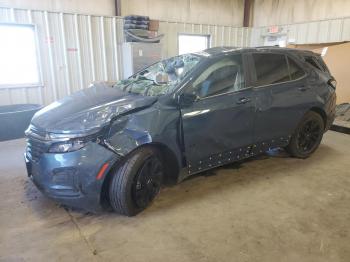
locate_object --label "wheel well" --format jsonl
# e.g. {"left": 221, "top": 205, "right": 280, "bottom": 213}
{"left": 309, "top": 107, "right": 327, "bottom": 129}
{"left": 99, "top": 143, "right": 180, "bottom": 208}
{"left": 149, "top": 143, "right": 180, "bottom": 186}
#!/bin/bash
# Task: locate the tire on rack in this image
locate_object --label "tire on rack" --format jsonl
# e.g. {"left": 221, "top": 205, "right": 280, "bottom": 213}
{"left": 109, "top": 147, "right": 164, "bottom": 216}
{"left": 286, "top": 111, "right": 325, "bottom": 158}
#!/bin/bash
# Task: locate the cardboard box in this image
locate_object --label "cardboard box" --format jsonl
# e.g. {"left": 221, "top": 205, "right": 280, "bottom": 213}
{"left": 147, "top": 30, "right": 158, "bottom": 38}
{"left": 149, "top": 20, "right": 159, "bottom": 31}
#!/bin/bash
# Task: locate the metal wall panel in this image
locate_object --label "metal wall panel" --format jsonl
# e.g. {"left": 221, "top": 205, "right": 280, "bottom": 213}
{"left": 1, "top": 7, "right": 349, "bottom": 106}
{"left": 158, "top": 20, "right": 251, "bottom": 58}
{"left": 250, "top": 16, "right": 350, "bottom": 47}
{"left": 0, "top": 7, "right": 251, "bottom": 106}
{"left": 121, "top": 0, "right": 244, "bottom": 27}
{"left": 0, "top": 7, "right": 124, "bottom": 106}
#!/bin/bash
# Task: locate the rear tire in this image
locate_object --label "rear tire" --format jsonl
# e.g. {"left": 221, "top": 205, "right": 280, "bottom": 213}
{"left": 109, "top": 147, "right": 163, "bottom": 216}
{"left": 286, "top": 111, "right": 324, "bottom": 158}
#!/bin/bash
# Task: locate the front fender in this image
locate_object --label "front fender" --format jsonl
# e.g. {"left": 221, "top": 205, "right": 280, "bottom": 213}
{"left": 104, "top": 106, "right": 184, "bottom": 172}
{"left": 106, "top": 126, "right": 153, "bottom": 156}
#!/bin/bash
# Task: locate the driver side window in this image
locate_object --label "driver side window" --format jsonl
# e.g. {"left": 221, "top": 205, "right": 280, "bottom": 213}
{"left": 190, "top": 55, "right": 245, "bottom": 98}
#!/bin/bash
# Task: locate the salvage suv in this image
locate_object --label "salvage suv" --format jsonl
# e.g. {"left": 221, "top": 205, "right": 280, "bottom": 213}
{"left": 25, "top": 47, "right": 336, "bottom": 216}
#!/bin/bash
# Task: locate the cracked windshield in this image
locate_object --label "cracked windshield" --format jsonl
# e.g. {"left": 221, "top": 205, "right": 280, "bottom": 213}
{"left": 114, "top": 54, "right": 201, "bottom": 96}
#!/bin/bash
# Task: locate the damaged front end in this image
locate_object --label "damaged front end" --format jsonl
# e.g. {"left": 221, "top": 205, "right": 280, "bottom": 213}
{"left": 24, "top": 84, "right": 160, "bottom": 212}
{"left": 27, "top": 80, "right": 159, "bottom": 151}
{"left": 24, "top": 53, "right": 202, "bottom": 212}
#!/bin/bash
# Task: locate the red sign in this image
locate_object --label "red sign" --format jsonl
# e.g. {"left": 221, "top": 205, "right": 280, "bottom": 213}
{"left": 268, "top": 26, "right": 279, "bottom": 34}
{"left": 45, "top": 36, "right": 54, "bottom": 44}
{"left": 67, "top": 48, "right": 78, "bottom": 52}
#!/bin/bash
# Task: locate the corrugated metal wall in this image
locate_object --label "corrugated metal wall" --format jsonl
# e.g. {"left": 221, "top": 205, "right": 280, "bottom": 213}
{"left": 1, "top": 7, "right": 349, "bottom": 106}
{"left": 0, "top": 7, "right": 124, "bottom": 106}
{"left": 0, "top": 7, "right": 251, "bottom": 106}
{"left": 159, "top": 21, "right": 251, "bottom": 58}
{"left": 250, "top": 16, "right": 350, "bottom": 46}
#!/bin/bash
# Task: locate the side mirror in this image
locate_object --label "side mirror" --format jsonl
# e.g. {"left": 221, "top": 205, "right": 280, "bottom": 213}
{"left": 178, "top": 93, "right": 197, "bottom": 107}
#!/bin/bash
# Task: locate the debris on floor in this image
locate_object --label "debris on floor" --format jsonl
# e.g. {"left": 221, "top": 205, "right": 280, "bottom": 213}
{"left": 331, "top": 103, "right": 350, "bottom": 134}
{"left": 335, "top": 103, "right": 350, "bottom": 121}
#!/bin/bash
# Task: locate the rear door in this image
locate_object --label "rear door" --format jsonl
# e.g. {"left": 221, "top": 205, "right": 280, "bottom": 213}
{"left": 180, "top": 54, "right": 255, "bottom": 173}
{"left": 249, "top": 52, "right": 309, "bottom": 145}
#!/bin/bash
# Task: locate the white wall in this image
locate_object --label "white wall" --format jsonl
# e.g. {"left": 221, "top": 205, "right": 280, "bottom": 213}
{"left": 0, "top": 7, "right": 124, "bottom": 106}
{"left": 253, "top": 0, "right": 350, "bottom": 26}
{"left": 1, "top": 2, "right": 350, "bottom": 106}
{"left": 2, "top": 0, "right": 245, "bottom": 25}
{"left": 121, "top": 0, "right": 244, "bottom": 26}
{"left": 0, "top": 0, "right": 116, "bottom": 15}
{"left": 3, "top": 0, "right": 350, "bottom": 28}
{"left": 0, "top": 7, "right": 250, "bottom": 106}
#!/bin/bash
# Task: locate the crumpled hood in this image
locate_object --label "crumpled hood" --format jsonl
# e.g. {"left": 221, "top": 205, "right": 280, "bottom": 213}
{"left": 31, "top": 82, "right": 157, "bottom": 134}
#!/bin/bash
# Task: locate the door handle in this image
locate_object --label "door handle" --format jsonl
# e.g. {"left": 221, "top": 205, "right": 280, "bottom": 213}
{"left": 236, "top": 97, "right": 251, "bottom": 104}
{"left": 298, "top": 86, "right": 309, "bottom": 91}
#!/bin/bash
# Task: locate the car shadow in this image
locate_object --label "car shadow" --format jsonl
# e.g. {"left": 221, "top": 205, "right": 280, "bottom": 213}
{"left": 184, "top": 147, "right": 291, "bottom": 179}
{"left": 142, "top": 144, "right": 340, "bottom": 215}
{"left": 23, "top": 144, "right": 339, "bottom": 218}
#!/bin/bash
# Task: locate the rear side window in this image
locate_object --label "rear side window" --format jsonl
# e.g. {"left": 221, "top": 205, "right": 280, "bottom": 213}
{"left": 305, "top": 56, "right": 324, "bottom": 71}
{"left": 287, "top": 57, "right": 305, "bottom": 80}
{"left": 252, "top": 53, "right": 290, "bottom": 86}
{"left": 315, "top": 56, "right": 330, "bottom": 73}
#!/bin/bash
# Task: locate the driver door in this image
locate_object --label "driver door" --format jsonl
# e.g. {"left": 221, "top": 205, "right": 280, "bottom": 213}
{"left": 180, "top": 54, "right": 255, "bottom": 174}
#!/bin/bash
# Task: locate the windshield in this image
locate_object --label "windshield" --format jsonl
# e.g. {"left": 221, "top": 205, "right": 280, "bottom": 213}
{"left": 113, "top": 54, "right": 201, "bottom": 96}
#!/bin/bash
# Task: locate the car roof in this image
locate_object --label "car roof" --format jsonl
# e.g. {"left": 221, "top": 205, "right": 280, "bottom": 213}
{"left": 196, "top": 46, "right": 316, "bottom": 57}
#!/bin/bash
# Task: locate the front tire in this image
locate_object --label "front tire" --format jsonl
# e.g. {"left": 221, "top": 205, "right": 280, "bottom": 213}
{"left": 109, "top": 147, "right": 163, "bottom": 216}
{"left": 286, "top": 111, "right": 324, "bottom": 158}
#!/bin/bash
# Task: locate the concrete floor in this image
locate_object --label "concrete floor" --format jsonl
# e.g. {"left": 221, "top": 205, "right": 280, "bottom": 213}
{"left": 0, "top": 131, "right": 350, "bottom": 262}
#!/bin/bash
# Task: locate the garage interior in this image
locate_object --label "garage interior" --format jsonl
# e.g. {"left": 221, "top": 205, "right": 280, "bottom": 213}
{"left": 1, "top": 0, "right": 350, "bottom": 261}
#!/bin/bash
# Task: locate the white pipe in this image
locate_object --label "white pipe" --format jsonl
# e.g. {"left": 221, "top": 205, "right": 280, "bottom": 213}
{"left": 74, "top": 14, "right": 84, "bottom": 90}
{"left": 87, "top": 15, "right": 96, "bottom": 81}
{"left": 44, "top": 11, "right": 58, "bottom": 101}
{"left": 100, "top": 16, "right": 108, "bottom": 81}
{"left": 60, "top": 13, "right": 71, "bottom": 95}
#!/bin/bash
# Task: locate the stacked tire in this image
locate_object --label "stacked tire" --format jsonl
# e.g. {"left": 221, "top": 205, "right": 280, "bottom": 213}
{"left": 124, "top": 15, "right": 162, "bottom": 43}
{"left": 124, "top": 15, "right": 150, "bottom": 30}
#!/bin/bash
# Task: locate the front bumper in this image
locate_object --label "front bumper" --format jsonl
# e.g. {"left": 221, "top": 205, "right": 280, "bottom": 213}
{"left": 25, "top": 141, "right": 119, "bottom": 212}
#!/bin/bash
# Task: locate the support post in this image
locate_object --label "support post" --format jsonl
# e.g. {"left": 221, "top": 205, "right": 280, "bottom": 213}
{"left": 243, "top": 0, "right": 252, "bottom": 27}
{"left": 115, "top": 0, "right": 121, "bottom": 16}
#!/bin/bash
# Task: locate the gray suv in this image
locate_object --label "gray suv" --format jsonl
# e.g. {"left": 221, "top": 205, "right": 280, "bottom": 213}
{"left": 25, "top": 47, "right": 336, "bottom": 216}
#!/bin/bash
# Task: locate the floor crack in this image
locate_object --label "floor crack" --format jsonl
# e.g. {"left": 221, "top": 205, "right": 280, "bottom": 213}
{"left": 65, "top": 208, "right": 99, "bottom": 258}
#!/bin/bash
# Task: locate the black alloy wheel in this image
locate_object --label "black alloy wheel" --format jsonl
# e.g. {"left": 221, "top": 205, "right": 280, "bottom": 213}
{"left": 296, "top": 119, "right": 323, "bottom": 154}
{"left": 132, "top": 156, "right": 163, "bottom": 208}
{"left": 286, "top": 111, "right": 324, "bottom": 158}
{"left": 109, "top": 147, "right": 164, "bottom": 216}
